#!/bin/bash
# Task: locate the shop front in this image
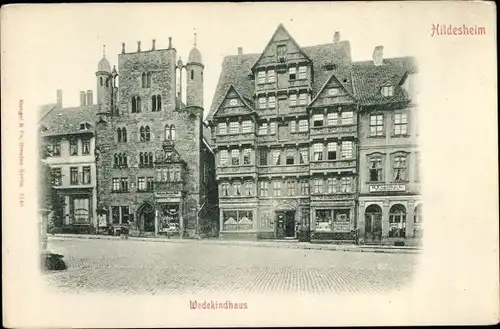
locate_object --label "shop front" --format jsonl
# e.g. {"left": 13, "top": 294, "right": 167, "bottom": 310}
{"left": 54, "top": 187, "right": 95, "bottom": 233}
{"left": 310, "top": 203, "right": 356, "bottom": 242}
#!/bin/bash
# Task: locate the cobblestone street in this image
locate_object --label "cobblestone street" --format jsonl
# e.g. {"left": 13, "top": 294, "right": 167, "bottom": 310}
{"left": 45, "top": 237, "right": 419, "bottom": 295}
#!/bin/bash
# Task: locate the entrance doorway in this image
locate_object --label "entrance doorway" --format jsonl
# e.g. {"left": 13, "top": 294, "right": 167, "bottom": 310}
{"left": 138, "top": 203, "right": 155, "bottom": 233}
{"left": 276, "top": 210, "right": 296, "bottom": 238}
{"left": 365, "top": 204, "right": 382, "bottom": 242}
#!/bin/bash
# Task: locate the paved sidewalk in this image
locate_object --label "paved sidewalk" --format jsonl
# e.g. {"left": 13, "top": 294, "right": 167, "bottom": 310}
{"left": 49, "top": 233, "right": 421, "bottom": 254}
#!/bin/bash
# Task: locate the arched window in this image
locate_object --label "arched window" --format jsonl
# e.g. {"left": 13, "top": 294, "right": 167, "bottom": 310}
{"left": 148, "top": 152, "right": 153, "bottom": 167}
{"left": 106, "top": 78, "right": 109, "bottom": 87}
{"left": 122, "top": 128, "right": 127, "bottom": 142}
{"left": 123, "top": 153, "right": 128, "bottom": 167}
{"left": 147, "top": 72, "right": 152, "bottom": 87}
{"left": 389, "top": 204, "right": 406, "bottom": 238}
{"left": 170, "top": 125, "right": 176, "bottom": 140}
{"left": 365, "top": 204, "right": 383, "bottom": 241}
{"left": 414, "top": 204, "right": 423, "bottom": 238}
{"left": 157, "top": 95, "right": 161, "bottom": 111}
{"left": 142, "top": 72, "right": 147, "bottom": 88}
{"left": 114, "top": 154, "right": 118, "bottom": 167}
{"left": 164, "top": 124, "right": 170, "bottom": 140}
{"left": 117, "top": 128, "right": 122, "bottom": 142}
{"left": 145, "top": 126, "right": 151, "bottom": 141}
{"left": 131, "top": 97, "right": 137, "bottom": 113}
{"left": 139, "top": 152, "right": 144, "bottom": 167}
{"left": 191, "top": 69, "right": 194, "bottom": 80}
{"left": 152, "top": 95, "right": 157, "bottom": 112}
{"left": 136, "top": 96, "right": 142, "bottom": 113}
{"left": 119, "top": 154, "right": 124, "bottom": 167}
{"left": 140, "top": 126, "right": 145, "bottom": 141}
{"left": 369, "top": 155, "right": 383, "bottom": 182}
{"left": 100, "top": 77, "right": 103, "bottom": 86}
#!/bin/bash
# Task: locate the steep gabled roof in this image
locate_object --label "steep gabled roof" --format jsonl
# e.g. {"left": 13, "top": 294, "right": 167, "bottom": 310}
{"left": 212, "top": 85, "right": 255, "bottom": 119}
{"left": 251, "top": 23, "right": 312, "bottom": 71}
{"left": 309, "top": 66, "right": 356, "bottom": 106}
{"left": 39, "top": 105, "right": 98, "bottom": 137}
{"left": 38, "top": 103, "right": 57, "bottom": 123}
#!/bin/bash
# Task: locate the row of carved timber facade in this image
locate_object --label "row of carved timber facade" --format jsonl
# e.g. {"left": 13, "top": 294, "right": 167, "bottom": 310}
{"left": 207, "top": 24, "right": 420, "bottom": 244}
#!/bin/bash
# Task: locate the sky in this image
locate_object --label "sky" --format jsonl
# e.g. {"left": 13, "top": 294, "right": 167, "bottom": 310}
{"left": 13, "top": 2, "right": 420, "bottom": 120}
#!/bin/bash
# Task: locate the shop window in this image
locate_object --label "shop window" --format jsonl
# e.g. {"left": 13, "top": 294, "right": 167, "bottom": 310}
{"left": 389, "top": 204, "right": 406, "bottom": 237}
{"left": 223, "top": 210, "right": 253, "bottom": 231}
{"left": 315, "top": 209, "right": 333, "bottom": 232}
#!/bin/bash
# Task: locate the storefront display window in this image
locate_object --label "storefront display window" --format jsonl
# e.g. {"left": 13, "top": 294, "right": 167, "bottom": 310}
{"left": 315, "top": 209, "right": 332, "bottom": 232}
{"left": 223, "top": 210, "right": 254, "bottom": 231}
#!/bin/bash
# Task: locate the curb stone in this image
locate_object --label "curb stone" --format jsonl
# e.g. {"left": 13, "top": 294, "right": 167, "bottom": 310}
{"left": 48, "top": 234, "right": 421, "bottom": 254}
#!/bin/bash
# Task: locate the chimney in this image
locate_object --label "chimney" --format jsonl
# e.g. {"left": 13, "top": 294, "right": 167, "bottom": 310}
{"left": 137, "top": 41, "right": 141, "bottom": 52}
{"left": 121, "top": 42, "right": 126, "bottom": 54}
{"left": 56, "top": 89, "right": 62, "bottom": 108}
{"left": 80, "top": 91, "right": 87, "bottom": 106}
{"left": 168, "top": 37, "right": 172, "bottom": 49}
{"left": 86, "top": 90, "right": 93, "bottom": 106}
{"left": 152, "top": 39, "right": 156, "bottom": 50}
{"left": 333, "top": 31, "right": 340, "bottom": 43}
{"left": 373, "top": 45, "right": 383, "bottom": 66}
{"left": 237, "top": 47, "right": 243, "bottom": 55}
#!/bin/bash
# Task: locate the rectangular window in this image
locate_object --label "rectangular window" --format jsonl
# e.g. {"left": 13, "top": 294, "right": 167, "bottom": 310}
{"left": 272, "top": 150, "right": 281, "bottom": 165}
{"left": 243, "top": 149, "right": 251, "bottom": 165}
{"left": 82, "top": 139, "right": 91, "bottom": 155}
{"left": 341, "top": 176, "right": 352, "bottom": 193}
{"left": 258, "top": 71, "right": 266, "bottom": 84}
{"left": 70, "top": 167, "right": 78, "bottom": 185}
{"left": 270, "top": 122, "right": 277, "bottom": 134}
{"left": 394, "top": 113, "right": 408, "bottom": 136}
{"left": 299, "top": 148, "right": 309, "bottom": 164}
{"left": 259, "top": 97, "right": 267, "bottom": 109}
{"left": 69, "top": 139, "right": 78, "bottom": 156}
{"left": 245, "top": 181, "right": 253, "bottom": 196}
{"left": 287, "top": 180, "right": 296, "bottom": 196}
{"left": 289, "top": 94, "right": 297, "bottom": 106}
{"left": 147, "top": 177, "right": 154, "bottom": 191}
{"left": 267, "top": 70, "right": 276, "bottom": 83}
{"left": 299, "top": 180, "right": 309, "bottom": 195}
{"left": 112, "top": 178, "right": 120, "bottom": 191}
{"left": 259, "top": 122, "right": 268, "bottom": 135}
{"left": 221, "top": 182, "right": 229, "bottom": 196}
{"left": 229, "top": 121, "right": 239, "bottom": 134}
{"left": 120, "top": 177, "right": 129, "bottom": 192}
{"left": 298, "top": 66, "right": 307, "bottom": 79}
{"left": 259, "top": 149, "right": 268, "bottom": 166}
{"left": 341, "top": 141, "right": 353, "bottom": 159}
{"left": 51, "top": 168, "right": 62, "bottom": 186}
{"left": 138, "top": 177, "right": 146, "bottom": 191}
{"left": 327, "top": 177, "right": 336, "bottom": 194}
{"left": 313, "top": 178, "right": 324, "bottom": 194}
{"left": 121, "top": 206, "right": 129, "bottom": 224}
{"left": 327, "top": 142, "right": 337, "bottom": 160}
{"left": 241, "top": 120, "right": 251, "bottom": 133}
{"left": 315, "top": 209, "right": 333, "bottom": 231}
{"left": 52, "top": 142, "right": 61, "bottom": 156}
{"left": 313, "top": 143, "right": 323, "bottom": 161}
{"left": 341, "top": 111, "right": 354, "bottom": 125}
{"left": 82, "top": 166, "right": 91, "bottom": 184}
{"left": 298, "top": 119, "right": 308, "bottom": 132}
{"left": 273, "top": 181, "right": 282, "bottom": 197}
{"left": 112, "top": 206, "right": 120, "bottom": 224}
{"left": 260, "top": 181, "right": 268, "bottom": 197}
{"left": 268, "top": 96, "right": 276, "bottom": 108}
{"left": 219, "top": 150, "right": 228, "bottom": 166}
{"left": 218, "top": 123, "right": 227, "bottom": 135}
{"left": 289, "top": 67, "right": 296, "bottom": 80}
{"left": 382, "top": 86, "right": 394, "bottom": 97}
{"left": 233, "top": 181, "right": 242, "bottom": 196}
{"left": 313, "top": 114, "right": 324, "bottom": 127}
{"left": 286, "top": 151, "right": 295, "bottom": 165}
{"left": 299, "top": 93, "right": 308, "bottom": 105}
{"left": 231, "top": 149, "right": 240, "bottom": 166}
{"left": 370, "top": 156, "right": 383, "bottom": 182}
{"left": 394, "top": 155, "right": 407, "bottom": 181}
{"left": 290, "top": 121, "right": 296, "bottom": 132}
{"left": 370, "top": 114, "right": 384, "bottom": 136}
{"left": 327, "top": 112, "right": 338, "bottom": 126}
{"left": 277, "top": 45, "right": 287, "bottom": 61}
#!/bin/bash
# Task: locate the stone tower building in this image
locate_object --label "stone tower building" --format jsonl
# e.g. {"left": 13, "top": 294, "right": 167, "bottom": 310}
{"left": 94, "top": 35, "right": 217, "bottom": 238}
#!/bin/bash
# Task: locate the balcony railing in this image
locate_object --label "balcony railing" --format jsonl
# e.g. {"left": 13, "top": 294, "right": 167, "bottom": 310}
{"left": 216, "top": 165, "right": 256, "bottom": 177}
{"left": 258, "top": 164, "right": 309, "bottom": 175}
{"left": 310, "top": 124, "right": 357, "bottom": 137}
{"left": 215, "top": 132, "right": 255, "bottom": 144}
{"left": 309, "top": 159, "right": 356, "bottom": 171}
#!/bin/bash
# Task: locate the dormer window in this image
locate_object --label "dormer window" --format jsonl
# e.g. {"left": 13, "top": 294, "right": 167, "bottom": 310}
{"left": 381, "top": 86, "right": 394, "bottom": 97}
{"left": 229, "top": 99, "right": 238, "bottom": 106}
{"left": 277, "top": 45, "right": 287, "bottom": 62}
{"left": 80, "top": 122, "right": 91, "bottom": 130}
{"left": 328, "top": 88, "right": 339, "bottom": 96}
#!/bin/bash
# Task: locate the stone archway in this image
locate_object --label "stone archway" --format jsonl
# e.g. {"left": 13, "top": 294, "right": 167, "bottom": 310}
{"left": 137, "top": 202, "right": 155, "bottom": 233}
